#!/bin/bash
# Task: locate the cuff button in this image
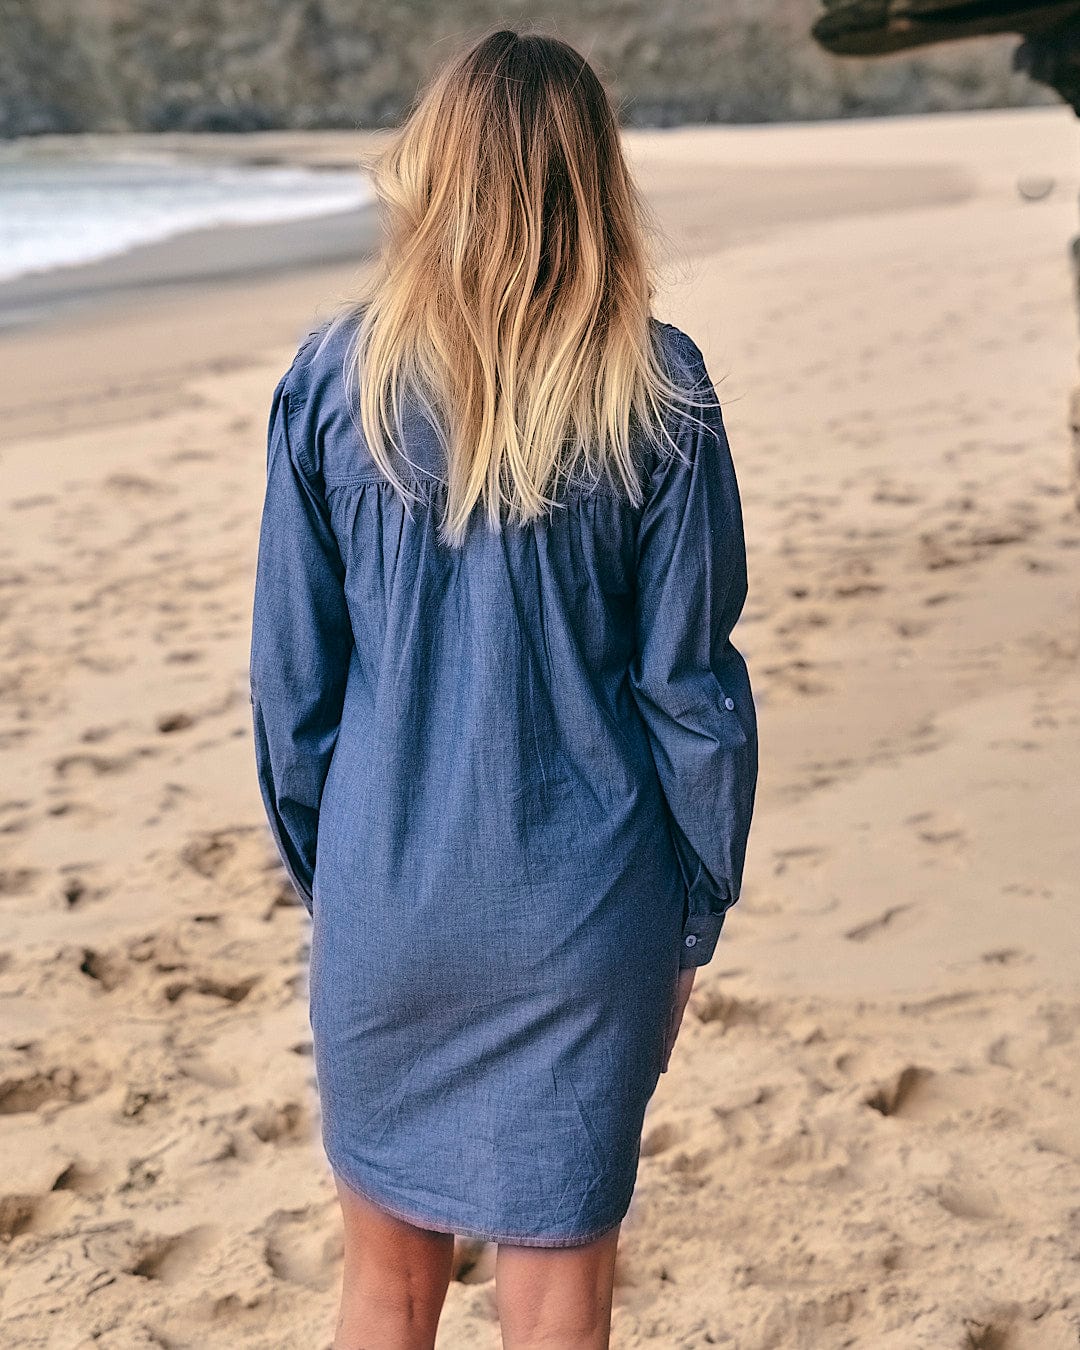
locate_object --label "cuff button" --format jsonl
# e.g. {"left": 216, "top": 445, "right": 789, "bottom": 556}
{"left": 684, "top": 934, "right": 698, "bottom": 947}
{"left": 724, "top": 696, "right": 735, "bottom": 710}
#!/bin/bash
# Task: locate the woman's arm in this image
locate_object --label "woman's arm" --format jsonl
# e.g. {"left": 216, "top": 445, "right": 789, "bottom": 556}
{"left": 629, "top": 330, "right": 759, "bottom": 967}
{"left": 248, "top": 357, "right": 353, "bottom": 914}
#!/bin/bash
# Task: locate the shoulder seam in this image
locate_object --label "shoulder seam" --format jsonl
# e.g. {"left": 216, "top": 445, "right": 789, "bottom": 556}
{"left": 278, "top": 386, "right": 320, "bottom": 483}
{"left": 282, "top": 322, "right": 334, "bottom": 404}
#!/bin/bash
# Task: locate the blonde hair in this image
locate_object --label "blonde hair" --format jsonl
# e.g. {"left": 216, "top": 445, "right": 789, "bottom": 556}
{"left": 338, "top": 26, "right": 707, "bottom": 548}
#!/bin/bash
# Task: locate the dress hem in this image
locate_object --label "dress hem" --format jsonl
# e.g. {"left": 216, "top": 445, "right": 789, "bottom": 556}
{"left": 325, "top": 1147, "right": 632, "bottom": 1249}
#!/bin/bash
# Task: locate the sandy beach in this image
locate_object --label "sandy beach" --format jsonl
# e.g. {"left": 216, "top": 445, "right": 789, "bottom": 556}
{"left": 1, "top": 105, "right": 1079, "bottom": 1347}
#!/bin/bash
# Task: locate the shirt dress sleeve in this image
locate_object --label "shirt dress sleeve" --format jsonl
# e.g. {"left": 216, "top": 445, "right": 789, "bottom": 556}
{"left": 629, "top": 333, "right": 759, "bottom": 968}
{"left": 248, "top": 359, "right": 353, "bottom": 915}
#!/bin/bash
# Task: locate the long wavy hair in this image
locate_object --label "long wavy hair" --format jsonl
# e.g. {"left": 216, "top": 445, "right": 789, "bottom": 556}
{"left": 334, "top": 26, "right": 707, "bottom": 548}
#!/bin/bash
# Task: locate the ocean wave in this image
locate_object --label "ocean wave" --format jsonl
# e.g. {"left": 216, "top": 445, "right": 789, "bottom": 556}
{"left": 0, "top": 154, "right": 374, "bottom": 284}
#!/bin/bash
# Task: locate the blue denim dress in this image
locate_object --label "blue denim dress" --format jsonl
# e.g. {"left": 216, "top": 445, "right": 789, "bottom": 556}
{"left": 249, "top": 312, "right": 757, "bottom": 1246}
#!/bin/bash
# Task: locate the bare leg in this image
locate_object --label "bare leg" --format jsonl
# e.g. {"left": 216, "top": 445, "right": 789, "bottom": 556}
{"left": 333, "top": 1175, "right": 455, "bottom": 1350}
{"left": 496, "top": 1222, "right": 621, "bottom": 1350}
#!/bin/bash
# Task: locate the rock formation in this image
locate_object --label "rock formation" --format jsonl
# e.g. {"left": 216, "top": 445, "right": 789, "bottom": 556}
{"left": 0, "top": 0, "right": 1056, "bottom": 140}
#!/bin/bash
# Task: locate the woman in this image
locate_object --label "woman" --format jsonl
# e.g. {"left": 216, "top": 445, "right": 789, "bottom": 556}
{"left": 249, "top": 27, "right": 758, "bottom": 1350}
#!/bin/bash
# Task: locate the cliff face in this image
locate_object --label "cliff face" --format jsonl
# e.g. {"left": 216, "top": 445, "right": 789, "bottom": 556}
{"left": 0, "top": 0, "right": 1057, "bottom": 139}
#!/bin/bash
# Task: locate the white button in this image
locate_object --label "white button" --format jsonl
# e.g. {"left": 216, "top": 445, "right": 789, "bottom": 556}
{"left": 724, "top": 697, "right": 735, "bottom": 710}
{"left": 684, "top": 934, "right": 698, "bottom": 947}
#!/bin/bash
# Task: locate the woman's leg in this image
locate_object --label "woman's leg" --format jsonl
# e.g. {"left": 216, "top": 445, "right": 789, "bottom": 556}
{"left": 333, "top": 1175, "right": 455, "bottom": 1350}
{"left": 495, "top": 1222, "right": 622, "bottom": 1350}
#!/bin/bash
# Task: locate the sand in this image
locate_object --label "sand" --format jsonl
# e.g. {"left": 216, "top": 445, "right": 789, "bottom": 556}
{"left": 1, "top": 105, "right": 1078, "bottom": 1348}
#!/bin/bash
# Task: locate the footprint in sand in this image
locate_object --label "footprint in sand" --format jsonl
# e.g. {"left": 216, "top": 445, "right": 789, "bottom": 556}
{"left": 0, "top": 1159, "right": 111, "bottom": 1241}
{"left": 263, "top": 1205, "right": 340, "bottom": 1290}
{"left": 51, "top": 1159, "right": 113, "bottom": 1195}
{"left": 756, "top": 1123, "right": 850, "bottom": 1180}
{"left": 760, "top": 657, "right": 834, "bottom": 698}
{"left": 831, "top": 576, "right": 885, "bottom": 599}
{"left": 862, "top": 1064, "right": 936, "bottom": 1119}
{"left": 58, "top": 869, "right": 107, "bottom": 908}
{"left": 103, "top": 472, "right": 168, "bottom": 497}
{"left": 894, "top": 616, "right": 933, "bottom": 638}
{"left": 664, "top": 1146, "right": 712, "bottom": 1178}
{"left": 871, "top": 480, "right": 923, "bottom": 506}
{"left": 935, "top": 1177, "right": 1006, "bottom": 1222}
{"left": 980, "top": 947, "right": 1027, "bottom": 966}
{"left": 1037, "top": 1001, "right": 1080, "bottom": 1047}
{"left": 844, "top": 903, "right": 915, "bottom": 943}
{"left": 692, "top": 989, "right": 767, "bottom": 1033}
{"left": 156, "top": 711, "right": 196, "bottom": 734}
{"left": 77, "top": 946, "right": 128, "bottom": 992}
{"left": 263, "top": 880, "right": 306, "bottom": 921}
{"left": 247, "top": 1100, "right": 308, "bottom": 1145}
{"left": 179, "top": 826, "right": 254, "bottom": 880}
{"left": 906, "top": 809, "right": 968, "bottom": 860}
{"left": 0, "top": 1193, "right": 40, "bottom": 1241}
{"left": 144, "top": 781, "right": 192, "bottom": 824}
{"left": 0, "top": 1058, "right": 110, "bottom": 1116}
{"left": 42, "top": 793, "right": 84, "bottom": 823}
{"left": 53, "top": 745, "right": 158, "bottom": 780}
{"left": 772, "top": 843, "right": 829, "bottom": 877}
{"left": 639, "top": 1119, "right": 689, "bottom": 1159}
{"left": 962, "top": 1314, "right": 1027, "bottom": 1350}
{"left": 0, "top": 866, "right": 39, "bottom": 897}
{"left": 69, "top": 923, "right": 262, "bottom": 1009}
{"left": 120, "top": 1083, "right": 171, "bottom": 1123}
{"left": 453, "top": 1236, "right": 497, "bottom": 1284}
{"left": 774, "top": 608, "right": 831, "bottom": 637}
{"left": 83, "top": 1223, "right": 220, "bottom": 1285}
{"left": 162, "top": 971, "right": 261, "bottom": 1006}
{"left": 919, "top": 533, "right": 974, "bottom": 571}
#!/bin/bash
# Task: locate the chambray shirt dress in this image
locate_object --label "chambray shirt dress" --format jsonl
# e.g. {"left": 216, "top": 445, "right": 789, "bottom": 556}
{"left": 249, "top": 311, "right": 758, "bottom": 1247}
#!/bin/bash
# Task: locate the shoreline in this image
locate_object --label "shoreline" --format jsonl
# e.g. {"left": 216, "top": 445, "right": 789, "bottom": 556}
{"left": 0, "top": 202, "right": 381, "bottom": 335}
